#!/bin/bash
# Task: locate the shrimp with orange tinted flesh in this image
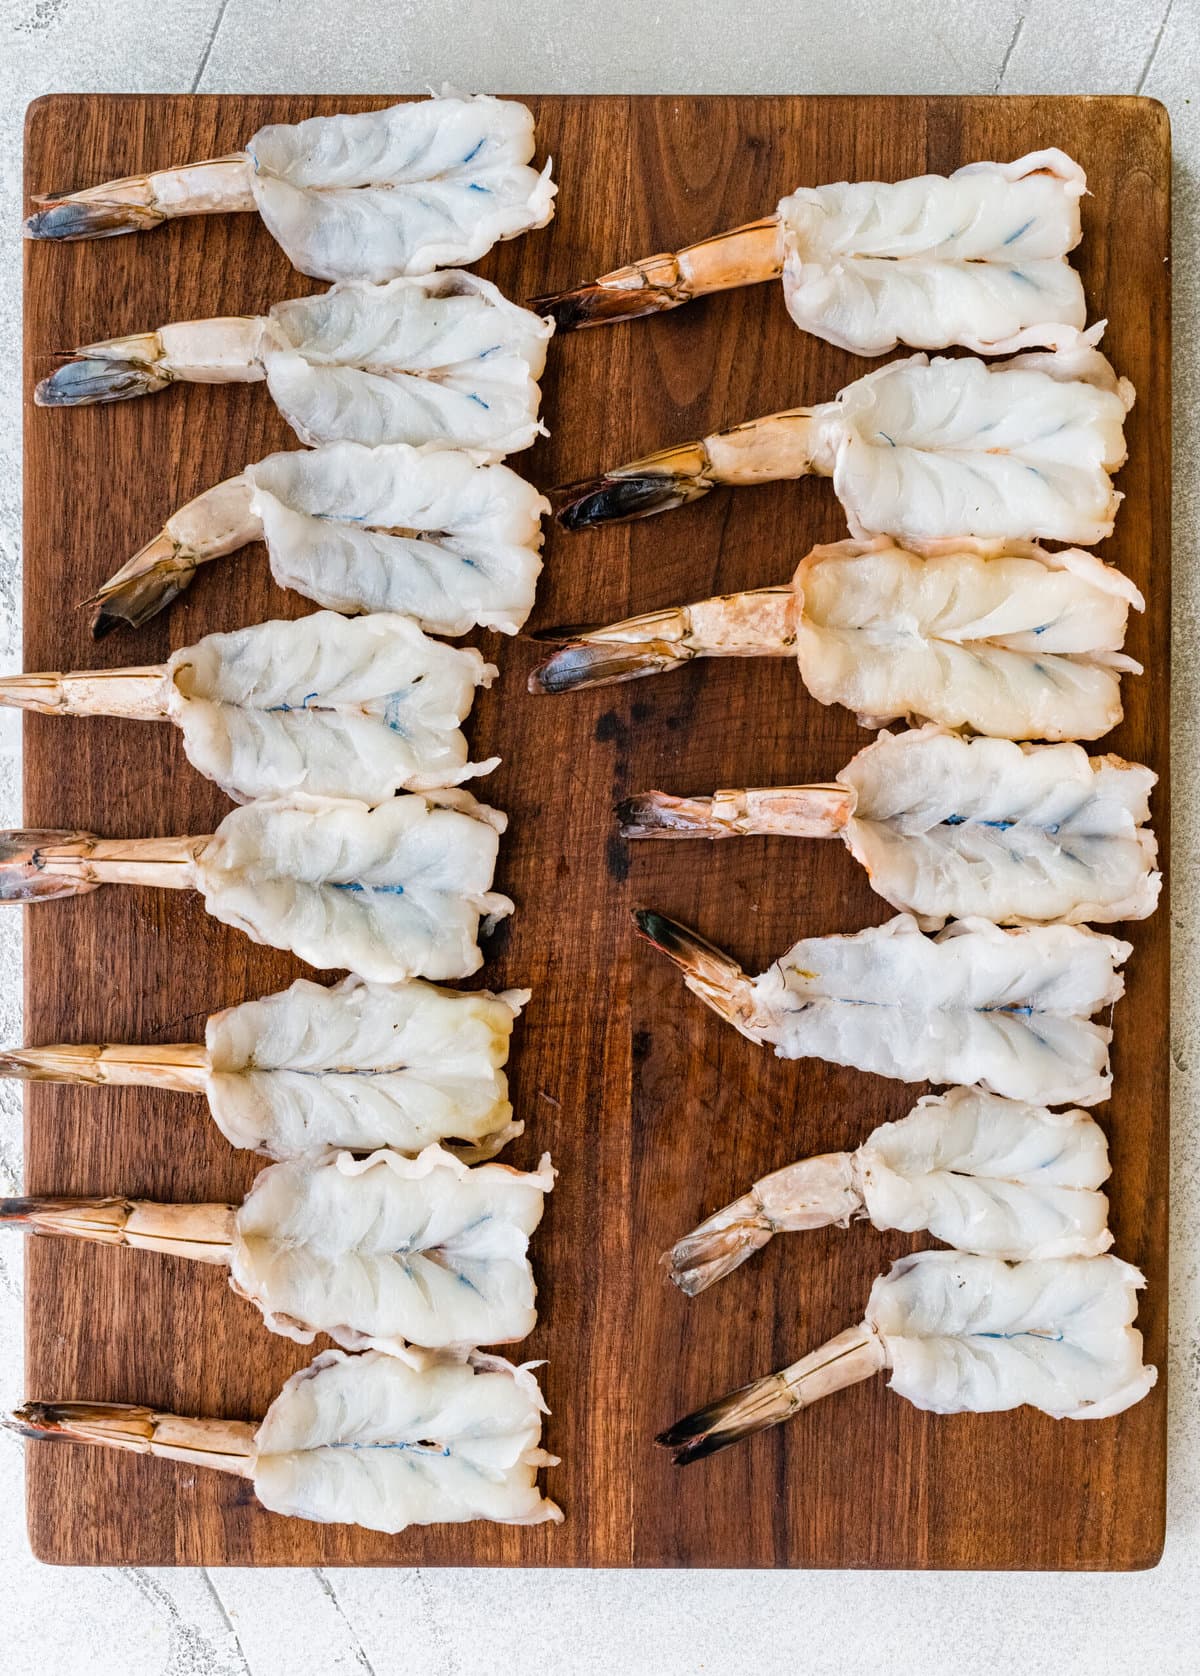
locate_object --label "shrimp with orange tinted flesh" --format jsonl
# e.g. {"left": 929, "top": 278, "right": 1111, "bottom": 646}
{"left": 634, "top": 909, "right": 1129, "bottom": 1108}
{"left": 620, "top": 726, "right": 1160, "bottom": 929}
{"left": 666, "top": 1087, "right": 1112, "bottom": 1297}
{"left": 0, "top": 612, "right": 498, "bottom": 804}
{"left": 7, "top": 1349, "right": 561, "bottom": 1534}
{"left": 25, "top": 94, "right": 556, "bottom": 284}
{"left": 554, "top": 336, "right": 1132, "bottom": 546}
{"left": 36, "top": 272, "right": 552, "bottom": 458}
{"left": 534, "top": 151, "right": 1086, "bottom": 356}
{"left": 0, "top": 793, "right": 511, "bottom": 983}
{"left": 0, "top": 1145, "right": 552, "bottom": 1357}
{"left": 0, "top": 976, "right": 528, "bottom": 1162}
{"left": 658, "top": 1251, "right": 1155, "bottom": 1464}
{"left": 530, "top": 537, "right": 1143, "bottom": 745}
{"left": 87, "top": 443, "right": 548, "bottom": 641}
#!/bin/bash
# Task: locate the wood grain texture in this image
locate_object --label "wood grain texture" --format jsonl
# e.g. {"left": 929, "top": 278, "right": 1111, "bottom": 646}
{"left": 21, "top": 94, "right": 1169, "bottom": 1569}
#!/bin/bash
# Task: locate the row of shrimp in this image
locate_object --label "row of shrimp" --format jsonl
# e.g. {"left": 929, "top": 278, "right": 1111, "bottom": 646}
{"left": 524, "top": 146, "right": 1160, "bottom": 1456}
{"left": 4, "top": 93, "right": 573, "bottom": 1538}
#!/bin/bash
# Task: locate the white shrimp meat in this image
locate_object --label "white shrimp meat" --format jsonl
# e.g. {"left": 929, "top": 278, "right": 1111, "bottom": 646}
{"left": 205, "top": 975, "right": 527, "bottom": 1159}
{"left": 780, "top": 151, "right": 1086, "bottom": 357}
{"left": 245, "top": 443, "right": 547, "bottom": 637}
{"left": 806, "top": 338, "right": 1133, "bottom": 546}
{"left": 794, "top": 537, "right": 1143, "bottom": 741}
{"left": 168, "top": 611, "right": 497, "bottom": 803}
{"left": 252, "top": 1349, "right": 561, "bottom": 1532}
{"left": 743, "top": 913, "right": 1129, "bottom": 1106}
{"left": 246, "top": 95, "right": 556, "bottom": 283}
{"left": 858, "top": 1088, "right": 1111, "bottom": 1259}
{"left": 197, "top": 792, "right": 511, "bottom": 982}
{"left": 868, "top": 1251, "right": 1156, "bottom": 1419}
{"left": 261, "top": 272, "right": 552, "bottom": 456}
{"left": 229, "top": 1146, "right": 552, "bottom": 1354}
{"left": 837, "top": 726, "right": 1159, "bottom": 926}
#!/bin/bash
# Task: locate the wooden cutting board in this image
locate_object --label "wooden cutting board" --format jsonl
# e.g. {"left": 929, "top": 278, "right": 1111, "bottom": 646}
{"left": 21, "top": 93, "right": 1169, "bottom": 1568}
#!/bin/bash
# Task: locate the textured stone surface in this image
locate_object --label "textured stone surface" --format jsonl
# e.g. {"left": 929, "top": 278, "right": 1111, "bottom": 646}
{"left": 0, "top": 2, "right": 1196, "bottom": 1672}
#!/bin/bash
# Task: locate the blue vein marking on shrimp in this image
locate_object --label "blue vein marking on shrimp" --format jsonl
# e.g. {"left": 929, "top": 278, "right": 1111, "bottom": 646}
{"left": 461, "top": 138, "right": 486, "bottom": 164}
{"left": 941, "top": 816, "right": 1060, "bottom": 833}
{"left": 476, "top": 344, "right": 503, "bottom": 359}
{"left": 877, "top": 431, "right": 896, "bottom": 447}
{"left": 976, "top": 1328, "right": 1065, "bottom": 1342}
{"left": 466, "top": 392, "right": 491, "bottom": 409}
{"left": 382, "top": 690, "right": 419, "bottom": 734}
{"left": 327, "top": 1440, "right": 452, "bottom": 1454}
{"left": 333, "top": 881, "right": 406, "bottom": 895}
{"left": 1003, "top": 218, "right": 1035, "bottom": 246}
{"left": 266, "top": 690, "right": 321, "bottom": 710}
{"left": 467, "top": 183, "right": 491, "bottom": 195}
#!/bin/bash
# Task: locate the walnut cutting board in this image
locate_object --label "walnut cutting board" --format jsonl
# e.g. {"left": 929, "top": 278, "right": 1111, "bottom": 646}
{"left": 21, "top": 94, "right": 1169, "bottom": 1568}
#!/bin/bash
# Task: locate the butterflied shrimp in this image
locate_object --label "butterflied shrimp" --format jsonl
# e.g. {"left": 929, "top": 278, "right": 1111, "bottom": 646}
{"left": 7, "top": 1349, "right": 562, "bottom": 1533}
{"left": 87, "top": 443, "right": 548, "bottom": 640}
{"left": 666, "top": 1086, "right": 1112, "bottom": 1296}
{"left": 659, "top": 1252, "right": 1155, "bottom": 1463}
{"left": 0, "top": 976, "right": 529, "bottom": 1162}
{"left": 26, "top": 94, "right": 556, "bottom": 283}
{"left": 36, "top": 272, "right": 552, "bottom": 458}
{"left": 0, "top": 612, "right": 499, "bottom": 804}
{"left": 1, "top": 1145, "right": 553, "bottom": 1357}
{"left": 555, "top": 335, "right": 1133, "bottom": 546}
{"left": 530, "top": 538, "right": 1143, "bottom": 744}
{"left": 634, "top": 908, "right": 1129, "bottom": 1107}
{"left": 0, "top": 793, "right": 512, "bottom": 983}
{"left": 535, "top": 150, "right": 1086, "bottom": 357}
{"left": 619, "top": 725, "right": 1160, "bottom": 928}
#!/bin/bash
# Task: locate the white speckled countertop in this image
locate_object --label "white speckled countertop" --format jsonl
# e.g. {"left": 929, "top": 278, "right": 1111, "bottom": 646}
{"left": 1, "top": 4, "right": 1197, "bottom": 1673}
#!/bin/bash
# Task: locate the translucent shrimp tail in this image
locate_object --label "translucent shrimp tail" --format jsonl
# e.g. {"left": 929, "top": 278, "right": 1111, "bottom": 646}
{"left": 665, "top": 1154, "right": 862, "bottom": 1295}
{"left": 86, "top": 476, "right": 259, "bottom": 639}
{"left": 24, "top": 155, "right": 255, "bottom": 242}
{"left": 528, "top": 590, "right": 794, "bottom": 695}
{"left": 632, "top": 907, "right": 767, "bottom": 1037}
{"left": 554, "top": 409, "right": 821, "bottom": 530}
{"left": 35, "top": 353, "right": 170, "bottom": 406}
{"left": 657, "top": 1324, "right": 884, "bottom": 1464}
{"left": 6, "top": 1401, "right": 258, "bottom": 1477}
{"left": 529, "top": 217, "right": 782, "bottom": 331}
{"left": 0, "top": 667, "right": 170, "bottom": 719}
{"left": 619, "top": 784, "right": 854, "bottom": 840}
{"left": 0, "top": 1041, "right": 209, "bottom": 1092}
{"left": 37, "top": 319, "right": 266, "bottom": 408}
{"left": 0, "top": 1196, "right": 235, "bottom": 1264}
{"left": 0, "top": 830, "right": 206, "bottom": 901}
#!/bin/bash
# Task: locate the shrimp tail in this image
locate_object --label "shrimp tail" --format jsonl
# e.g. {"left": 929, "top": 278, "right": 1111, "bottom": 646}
{"left": 618, "top": 785, "right": 854, "bottom": 840}
{"left": 554, "top": 471, "right": 709, "bottom": 531}
{"left": 632, "top": 908, "right": 761, "bottom": 1033}
{"left": 555, "top": 409, "right": 821, "bottom": 531}
{"left": 658, "top": 1324, "right": 885, "bottom": 1464}
{"left": 529, "top": 591, "right": 793, "bottom": 697}
{"left": 0, "top": 1195, "right": 235, "bottom": 1263}
{"left": 665, "top": 1155, "right": 862, "bottom": 1295}
{"left": 6, "top": 1401, "right": 258, "bottom": 1476}
{"left": 36, "top": 355, "right": 171, "bottom": 407}
{"left": 657, "top": 1369, "right": 801, "bottom": 1463}
{"left": 0, "top": 830, "right": 103, "bottom": 902}
{"left": 87, "top": 475, "right": 258, "bottom": 639}
{"left": 663, "top": 1191, "right": 778, "bottom": 1295}
{"left": 24, "top": 156, "right": 255, "bottom": 242}
{"left": 529, "top": 636, "right": 694, "bottom": 694}
{"left": 87, "top": 532, "right": 201, "bottom": 639}
{"left": 529, "top": 218, "right": 783, "bottom": 332}
{"left": 24, "top": 200, "right": 165, "bottom": 241}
